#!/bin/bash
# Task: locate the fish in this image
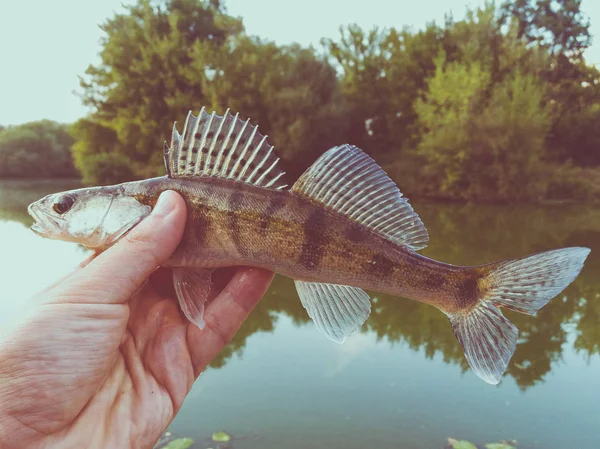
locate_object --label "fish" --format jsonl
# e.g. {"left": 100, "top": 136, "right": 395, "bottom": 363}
{"left": 27, "top": 107, "right": 591, "bottom": 385}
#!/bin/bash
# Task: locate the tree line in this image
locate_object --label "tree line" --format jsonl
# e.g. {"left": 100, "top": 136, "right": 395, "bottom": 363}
{"left": 0, "top": 121, "right": 78, "bottom": 178}
{"left": 2, "top": 0, "right": 599, "bottom": 203}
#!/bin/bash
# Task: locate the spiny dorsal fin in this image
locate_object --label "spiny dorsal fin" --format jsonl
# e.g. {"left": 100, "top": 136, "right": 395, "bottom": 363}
{"left": 165, "top": 108, "right": 288, "bottom": 189}
{"left": 291, "top": 145, "right": 429, "bottom": 251}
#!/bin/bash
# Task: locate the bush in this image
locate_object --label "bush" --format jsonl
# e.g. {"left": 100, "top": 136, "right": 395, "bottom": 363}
{"left": 546, "top": 164, "right": 600, "bottom": 202}
{"left": 0, "top": 120, "right": 79, "bottom": 178}
{"left": 78, "top": 153, "right": 137, "bottom": 185}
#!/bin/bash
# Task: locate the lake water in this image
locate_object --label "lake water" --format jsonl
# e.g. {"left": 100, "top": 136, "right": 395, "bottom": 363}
{"left": 1, "top": 180, "right": 599, "bottom": 449}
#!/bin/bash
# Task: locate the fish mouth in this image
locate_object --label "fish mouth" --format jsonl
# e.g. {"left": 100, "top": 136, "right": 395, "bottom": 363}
{"left": 27, "top": 203, "right": 62, "bottom": 236}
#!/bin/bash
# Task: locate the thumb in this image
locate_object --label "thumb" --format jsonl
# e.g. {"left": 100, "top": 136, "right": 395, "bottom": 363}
{"left": 51, "top": 190, "right": 187, "bottom": 304}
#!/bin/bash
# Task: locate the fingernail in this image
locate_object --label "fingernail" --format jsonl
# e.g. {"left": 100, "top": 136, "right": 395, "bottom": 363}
{"left": 153, "top": 191, "right": 176, "bottom": 216}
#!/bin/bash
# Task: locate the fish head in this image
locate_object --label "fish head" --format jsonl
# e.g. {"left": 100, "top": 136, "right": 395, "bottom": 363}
{"left": 27, "top": 186, "right": 151, "bottom": 250}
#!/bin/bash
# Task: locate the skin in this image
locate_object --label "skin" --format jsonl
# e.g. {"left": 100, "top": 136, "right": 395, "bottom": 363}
{"left": 0, "top": 191, "right": 274, "bottom": 449}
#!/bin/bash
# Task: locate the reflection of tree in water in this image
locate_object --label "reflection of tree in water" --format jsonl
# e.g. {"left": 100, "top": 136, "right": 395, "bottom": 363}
{"left": 3, "top": 183, "right": 599, "bottom": 388}
{"left": 207, "top": 276, "right": 309, "bottom": 369}
{"left": 208, "top": 289, "right": 281, "bottom": 369}
{"left": 209, "top": 203, "right": 600, "bottom": 390}
{"left": 573, "top": 286, "right": 600, "bottom": 357}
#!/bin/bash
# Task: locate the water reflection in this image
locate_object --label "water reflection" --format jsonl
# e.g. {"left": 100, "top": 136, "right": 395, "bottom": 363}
{"left": 1, "top": 180, "right": 598, "bottom": 391}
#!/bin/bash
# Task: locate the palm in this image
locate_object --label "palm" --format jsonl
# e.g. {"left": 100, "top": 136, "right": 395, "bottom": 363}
{"left": 0, "top": 266, "right": 273, "bottom": 449}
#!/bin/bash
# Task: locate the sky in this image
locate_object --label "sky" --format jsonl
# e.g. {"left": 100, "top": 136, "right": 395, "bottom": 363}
{"left": 1, "top": 0, "right": 599, "bottom": 126}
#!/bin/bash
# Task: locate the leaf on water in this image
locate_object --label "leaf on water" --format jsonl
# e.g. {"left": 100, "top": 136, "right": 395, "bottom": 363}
{"left": 162, "top": 438, "right": 194, "bottom": 449}
{"left": 448, "top": 438, "right": 478, "bottom": 449}
{"left": 212, "top": 431, "right": 232, "bottom": 443}
{"left": 485, "top": 444, "right": 516, "bottom": 449}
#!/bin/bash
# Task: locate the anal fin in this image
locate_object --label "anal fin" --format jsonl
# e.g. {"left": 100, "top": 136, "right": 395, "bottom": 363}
{"left": 173, "top": 267, "right": 214, "bottom": 329}
{"left": 294, "top": 280, "right": 371, "bottom": 343}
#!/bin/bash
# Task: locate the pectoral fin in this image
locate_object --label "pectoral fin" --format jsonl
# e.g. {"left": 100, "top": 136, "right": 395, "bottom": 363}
{"left": 173, "top": 267, "right": 214, "bottom": 329}
{"left": 294, "top": 280, "right": 371, "bottom": 343}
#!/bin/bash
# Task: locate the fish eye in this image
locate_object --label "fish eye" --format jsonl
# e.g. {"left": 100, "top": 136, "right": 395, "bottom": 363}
{"left": 53, "top": 194, "right": 76, "bottom": 215}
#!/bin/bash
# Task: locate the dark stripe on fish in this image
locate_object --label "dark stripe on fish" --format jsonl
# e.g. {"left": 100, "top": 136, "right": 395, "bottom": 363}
{"left": 299, "top": 208, "right": 328, "bottom": 270}
{"left": 194, "top": 181, "right": 217, "bottom": 248}
{"left": 456, "top": 276, "right": 480, "bottom": 308}
{"left": 193, "top": 205, "right": 211, "bottom": 248}
{"left": 340, "top": 223, "right": 368, "bottom": 259}
{"left": 425, "top": 273, "right": 446, "bottom": 289}
{"left": 344, "top": 222, "right": 368, "bottom": 243}
{"left": 367, "top": 253, "right": 394, "bottom": 278}
{"left": 227, "top": 186, "right": 247, "bottom": 256}
{"left": 259, "top": 194, "right": 287, "bottom": 236}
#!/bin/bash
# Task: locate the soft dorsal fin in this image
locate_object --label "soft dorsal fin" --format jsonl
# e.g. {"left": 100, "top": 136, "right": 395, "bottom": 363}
{"left": 291, "top": 144, "right": 429, "bottom": 251}
{"left": 165, "top": 108, "right": 288, "bottom": 189}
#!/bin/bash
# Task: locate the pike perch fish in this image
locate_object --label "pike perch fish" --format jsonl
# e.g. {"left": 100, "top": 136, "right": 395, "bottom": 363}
{"left": 28, "top": 108, "right": 590, "bottom": 385}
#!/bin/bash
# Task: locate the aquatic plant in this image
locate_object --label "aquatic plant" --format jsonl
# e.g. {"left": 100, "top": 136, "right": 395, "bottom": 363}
{"left": 212, "top": 431, "right": 232, "bottom": 443}
{"left": 447, "top": 438, "right": 517, "bottom": 449}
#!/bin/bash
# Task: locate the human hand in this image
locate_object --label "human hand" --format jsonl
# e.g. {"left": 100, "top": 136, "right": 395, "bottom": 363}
{"left": 0, "top": 191, "right": 274, "bottom": 449}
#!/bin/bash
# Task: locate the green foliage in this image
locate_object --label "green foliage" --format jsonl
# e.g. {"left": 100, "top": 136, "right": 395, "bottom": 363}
{"left": 206, "top": 37, "right": 348, "bottom": 178}
{"left": 0, "top": 120, "right": 78, "bottom": 178}
{"left": 545, "top": 163, "right": 600, "bottom": 201}
{"left": 447, "top": 438, "right": 478, "bottom": 449}
{"left": 484, "top": 443, "right": 516, "bottom": 449}
{"left": 467, "top": 71, "right": 551, "bottom": 201}
{"left": 79, "top": 153, "right": 137, "bottom": 186}
{"left": 415, "top": 55, "right": 491, "bottom": 197}
{"left": 161, "top": 438, "right": 194, "bottom": 449}
{"left": 500, "top": 0, "right": 600, "bottom": 170}
{"left": 501, "top": 0, "right": 591, "bottom": 57}
{"left": 66, "top": 0, "right": 600, "bottom": 202}
{"left": 75, "top": 0, "right": 241, "bottom": 180}
{"left": 322, "top": 23, "right": 444, "bottom": 161}
{"left": 211, "top": 431, "right": 231, "bottom": 442}
{"left": 547, "top": 101, "right": 600, "bottom": 166}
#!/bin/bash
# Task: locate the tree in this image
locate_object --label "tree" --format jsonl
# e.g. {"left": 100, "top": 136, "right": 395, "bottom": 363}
{"left": 501, "top": 0, "right": 591, "bottom": 58}
{"left": 322, "top": 25, "right": 389, "bottom": 153}
{"left": 256, "top": 44, "right": 348, "bottom": 178}
{"left": 75, "top": 0, "right": 242, "bottom": 181}
{"left": 70, "top": 119, "right": 134, "bottom": 184}
{"left": 0, "top": 120, "right": 78, "bottom": 178}
{"left": 72, "top": 0, "right": 600, "bottom": 202}
{"left": 205, "top": 36, "right": 348, "bottom": 178}
{"left": 501, "top": 0, "right": 600, "bottom": 166}
{"left": 414, "top": 54, "right": 491, "bottom": 198}
{"left": 75, "top": 0, "right": 347, "bottom": 182}
{"left": 415, "top": 52, "right": 550, "bottom": 202}
{"left": 467, "top": 71, "right": 551, "bottom": 201}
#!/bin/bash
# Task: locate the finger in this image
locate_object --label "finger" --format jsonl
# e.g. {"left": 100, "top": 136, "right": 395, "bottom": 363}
{"left": 50, "top": 190, "right": 187, "bottom": 305}
{"left": 187, "top": 267, "right": 274, "bottom": 373}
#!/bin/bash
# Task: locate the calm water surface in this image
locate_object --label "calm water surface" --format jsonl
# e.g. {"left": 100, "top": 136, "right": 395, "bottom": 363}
{"left": 1, "top": 180, "right": 599, "bottom": 449}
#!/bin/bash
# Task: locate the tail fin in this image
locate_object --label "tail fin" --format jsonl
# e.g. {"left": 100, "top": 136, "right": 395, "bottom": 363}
{"left": 449, "top": 247, "right": 590, "bottom": 385}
